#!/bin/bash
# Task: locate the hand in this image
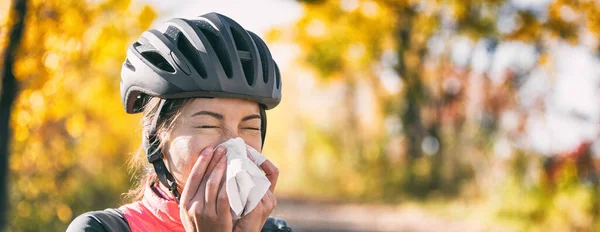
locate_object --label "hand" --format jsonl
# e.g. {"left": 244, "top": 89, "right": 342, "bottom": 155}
{"left": 179, "top": 146, "right": 232, "bottom": 232}
{"left": 233, "top": 159, "right": 279, "bottom": 232}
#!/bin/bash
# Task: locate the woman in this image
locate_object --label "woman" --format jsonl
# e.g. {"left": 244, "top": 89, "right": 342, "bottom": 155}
{"left": 67, "top": 12, "right": 289, "bottom": 232}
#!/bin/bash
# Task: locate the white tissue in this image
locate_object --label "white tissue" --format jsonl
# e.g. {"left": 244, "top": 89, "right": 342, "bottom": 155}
{"left": 216, "top": 137, "right": 271, "bottom": 219}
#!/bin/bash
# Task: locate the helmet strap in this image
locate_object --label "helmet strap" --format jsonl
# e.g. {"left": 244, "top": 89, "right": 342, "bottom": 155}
{"left": 143, "top": 99, "right": 181, "bottom": 201}
{"left": 260, "top": 105, "right": 267, "bottom": 150}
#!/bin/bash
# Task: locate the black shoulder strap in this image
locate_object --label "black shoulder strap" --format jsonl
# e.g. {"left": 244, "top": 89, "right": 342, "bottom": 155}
{"left": 67, "top": 209, "right": 131, "bottom": 232}
{"left": 262, "top": 217, "right": 292, "bottom": 232}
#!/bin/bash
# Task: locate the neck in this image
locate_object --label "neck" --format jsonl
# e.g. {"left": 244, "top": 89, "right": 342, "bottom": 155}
{"left": 154, "top": 180, "right": 180, "bottom": 202}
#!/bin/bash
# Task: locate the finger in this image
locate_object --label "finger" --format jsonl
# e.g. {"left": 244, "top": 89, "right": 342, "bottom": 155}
{"left": 246, "top": 148, "right": 258, "bottom": 164}
{"left": 255, "top": 193, "right": 270, "bottom": 216}
{"left": 204, "top": 153, "right": 227, "bottom": 216}
{"left": 180, "top": 147, "right": 214, "bottom": 205}
{"left": 189, "top": 147, "right": 226, "bottom": 209}
{"left": 260, "top": 160, "right": 279, "bottom": 193}
{"left": 216, "top": 177, "right": 230, "bottom": 217}
{"left": 267, "top": 190, "right": 277, "bottom": 208}
{"left": 263, "top": 190, "right": 276, "bottom": 210}
{"left": 204, "top": 146, "right": 227, "bottom": 180}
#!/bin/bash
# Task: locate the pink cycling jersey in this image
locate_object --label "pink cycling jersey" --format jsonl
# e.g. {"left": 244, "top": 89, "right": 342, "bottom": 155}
{"left": 119, "top": 182, "right": 184, "bottom": 232}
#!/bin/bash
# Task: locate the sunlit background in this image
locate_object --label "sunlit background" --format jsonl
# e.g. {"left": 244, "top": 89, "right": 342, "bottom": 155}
{"left": 2, "top": 0, "right": 600, "bottom": 231}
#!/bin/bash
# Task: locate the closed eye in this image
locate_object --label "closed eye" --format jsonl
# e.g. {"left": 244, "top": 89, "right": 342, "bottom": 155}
{"left": 195, "top": 125, "right": 219, "bottom": 129}
{"left": 243, "top": 127, "right": 260, "bottom": 131}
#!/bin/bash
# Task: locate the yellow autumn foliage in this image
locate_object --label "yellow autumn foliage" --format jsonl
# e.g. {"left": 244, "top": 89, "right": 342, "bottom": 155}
{"left": 6, "top": 0, "right": 156, "bottom": 230}
{"left": 4, "top": 0, "right": 600, "bottom": 230}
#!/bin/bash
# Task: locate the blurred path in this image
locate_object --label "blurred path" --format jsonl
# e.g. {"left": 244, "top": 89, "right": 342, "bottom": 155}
{"left": 272, "top": 198, "right": 486, "bottom": 232}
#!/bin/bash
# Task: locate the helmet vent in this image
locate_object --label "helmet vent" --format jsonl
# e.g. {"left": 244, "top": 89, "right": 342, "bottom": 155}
{"left": 231, "top": 27, "right": 250, "bottom": 52}
{"left": 198, "top": 27, "right": 233, "bottom": 79}
{"left": 141, "top": 51, "right": 175, "bottom": 73}
{"left": 231, "top": 28, "right": 254, "bottom": 86}
{"left": 250, "top": 33, "right": 270, "bottom": 83}
{"left": 177, "top": 33, "right": 207, "bottom": 78}
{"left": 242, "top": 59, "right": 254, "bottom": 86}
{"left": 124, "top": 59, "right": 136, "bottom": 72}
{"left": 164, "top": 26, "right": 180, "bottom": 42}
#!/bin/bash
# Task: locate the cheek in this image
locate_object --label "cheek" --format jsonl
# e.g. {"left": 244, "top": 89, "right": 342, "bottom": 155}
{"left": 241, "top": 135, "right": 262, "bottom": 152}
{"left": 165, "top": 134, "right": 223, "bottom": 180}
{"left": 165, "top": 135, "right": 196, "bottom": 174}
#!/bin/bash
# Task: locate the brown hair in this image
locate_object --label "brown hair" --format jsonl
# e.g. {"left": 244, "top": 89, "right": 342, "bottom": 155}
{"left": 125, "top": 97, "right": 195, "bottom": 201}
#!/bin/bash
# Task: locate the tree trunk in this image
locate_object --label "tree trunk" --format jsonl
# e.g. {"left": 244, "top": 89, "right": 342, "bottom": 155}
{"left": 0, "top": 0, "right": 27, "bottom": 229}
{"left": 394, "top": 6, "right": 424, "bottom": 160}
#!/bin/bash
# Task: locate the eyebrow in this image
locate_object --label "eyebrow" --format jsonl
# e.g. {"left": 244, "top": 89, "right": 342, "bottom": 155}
{"left": 191, "top": 111, "right": 224, "bottom": 120}
{"left": 190, "top": 111, "right": 261, "bottom": 122}
{"left": 241, "top": 114, "right": 261, "bottom": 122}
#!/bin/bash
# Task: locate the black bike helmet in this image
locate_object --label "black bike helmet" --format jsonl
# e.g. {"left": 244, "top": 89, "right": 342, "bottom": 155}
{"left": 119, "top": 12, "right": 282, "bottom": 200}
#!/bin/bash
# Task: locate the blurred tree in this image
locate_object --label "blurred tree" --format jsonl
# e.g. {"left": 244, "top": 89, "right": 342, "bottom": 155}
{"left": 0, "top": 0, "right": 27, "bottom": 230}
{"left": 4, "top": 0, "right": 156, "bottom": 230}
{"left": 287, "top": 0, "right": 600, "bottom": 202}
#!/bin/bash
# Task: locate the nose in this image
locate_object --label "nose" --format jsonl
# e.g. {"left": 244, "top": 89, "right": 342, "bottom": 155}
{"left": 218, "top": 125, "right": 240, "bottom": 144}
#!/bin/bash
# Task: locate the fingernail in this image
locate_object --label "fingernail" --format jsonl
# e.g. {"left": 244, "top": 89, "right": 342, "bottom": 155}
{"left": 201, "top": 147, "right": 212, "bottom": 156}
{"left": 216, "top": 146, "right": 226, "bottom": 155}
{"left": 246, "top": 149, "right": 256, "bottom": 162}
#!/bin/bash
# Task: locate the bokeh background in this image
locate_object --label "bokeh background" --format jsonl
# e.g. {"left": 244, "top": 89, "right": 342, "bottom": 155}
{"left": 2, "top": 0, "right": 600, "bottom": 231}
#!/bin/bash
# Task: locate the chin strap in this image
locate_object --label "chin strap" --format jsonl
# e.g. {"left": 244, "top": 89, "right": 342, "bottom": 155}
{"left": 143, "top": 99, "right": 180, "bottom": 201}
{"left": 260, "top": 105, "right": 267, "bottom": 149}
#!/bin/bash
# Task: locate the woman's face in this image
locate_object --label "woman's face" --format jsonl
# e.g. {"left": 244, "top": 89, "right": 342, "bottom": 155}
{"left": 162, "top": 97, "right": 262, "bottom": 191}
